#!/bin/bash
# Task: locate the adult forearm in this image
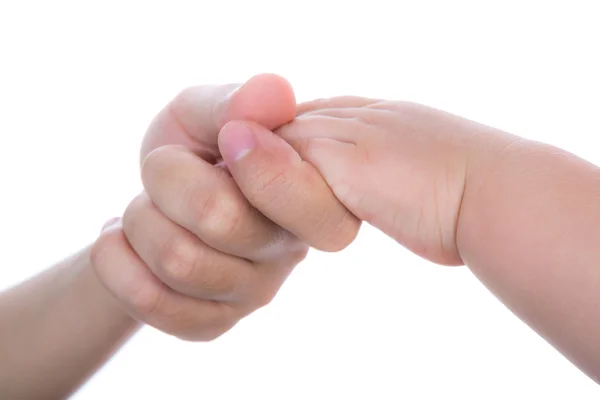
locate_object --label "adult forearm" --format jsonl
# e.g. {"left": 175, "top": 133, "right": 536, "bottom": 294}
{"left": 457, "top": 138, "right": 600, "bottom": 383}
{"left": 0, "top": 246, "right": 139, "bottom": 398}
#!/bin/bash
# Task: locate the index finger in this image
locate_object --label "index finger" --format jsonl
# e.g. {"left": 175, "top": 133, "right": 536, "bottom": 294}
{"left": 140, "top": 73, "right": 297, "bottom": 164}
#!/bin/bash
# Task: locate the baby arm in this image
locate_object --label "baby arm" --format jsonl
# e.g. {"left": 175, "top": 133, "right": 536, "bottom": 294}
{"left": 219, "top": 98, "right": 600, "bottom": 383}
{"left": 458, "top": 137, "right": 600, "bottom": 382}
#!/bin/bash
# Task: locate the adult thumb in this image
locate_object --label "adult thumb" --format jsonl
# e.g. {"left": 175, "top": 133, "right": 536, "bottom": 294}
{"left": 218, "top": 121, "right": 360, "bottom": 252}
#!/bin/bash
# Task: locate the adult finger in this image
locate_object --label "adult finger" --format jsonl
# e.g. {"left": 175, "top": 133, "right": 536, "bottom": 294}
{"left": 122, "top": 192, "right": 258, "bottom": 302}
{"left": 218, "top": 121, "right": 361, "bottom": 252}
{"left": 90, "top": 222, "right": 237, "bottom": 341}
{"left": 141, "top": 145, "right": 302, "bottom": 260}
{"left": 140, "top": 73, "right": 297, "bottom": 163}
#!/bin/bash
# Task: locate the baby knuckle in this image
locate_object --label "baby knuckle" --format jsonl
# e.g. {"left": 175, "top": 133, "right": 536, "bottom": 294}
{"left": 177, "top": 310, "right": 238, "bottom": 342}
{"left": 351, "top": 113, "right": 382, "bottom": 128}
{"left": 254, "top": 286, "right": 280, "bottom": 310}
{"left": 288, "top": 137, "right": 320, "bottom": 161}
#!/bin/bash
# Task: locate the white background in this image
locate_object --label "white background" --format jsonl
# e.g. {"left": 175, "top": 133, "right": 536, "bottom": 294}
{"left": 1, "top": 1, "right": 599, "bottom": 398}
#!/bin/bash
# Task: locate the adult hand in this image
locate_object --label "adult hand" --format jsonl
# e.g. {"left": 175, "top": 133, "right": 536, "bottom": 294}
{"left": 90, "top": 75, "right": 360, "bottom": 340}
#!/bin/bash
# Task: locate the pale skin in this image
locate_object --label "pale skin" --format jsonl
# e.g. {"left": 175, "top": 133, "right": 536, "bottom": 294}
{"left": 0, "top": 75, "right": 359, "bottom": 398}
{"left": 1, "top": 75, "right": 599, "bottom": 398}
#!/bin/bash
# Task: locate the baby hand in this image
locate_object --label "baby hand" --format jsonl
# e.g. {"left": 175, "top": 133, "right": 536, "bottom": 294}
{"left": 220, "top": 98, "right": 511, "bottom": 266}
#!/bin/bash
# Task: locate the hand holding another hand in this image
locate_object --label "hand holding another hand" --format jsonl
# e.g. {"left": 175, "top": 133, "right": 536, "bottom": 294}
{"left": 91, "top": 75, "right": 360, "bottom": 341}
{"left": 222, "top": 98, "right": 508, "bottom": 266}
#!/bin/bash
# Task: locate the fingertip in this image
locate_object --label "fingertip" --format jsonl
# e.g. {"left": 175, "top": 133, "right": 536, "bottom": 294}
{"left": 318, "top": 215, "right": 362, "bottom": 253}
{"left": 226, "top": 73, "right": 296, "bottom": 130}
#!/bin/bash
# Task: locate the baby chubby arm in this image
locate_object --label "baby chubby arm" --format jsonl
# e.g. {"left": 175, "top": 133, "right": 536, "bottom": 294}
{"left": 457, "top": 136, "right": 600, "bottom": 383}
{"left": 278, "top": 98, "right": 600, "bottom": 383}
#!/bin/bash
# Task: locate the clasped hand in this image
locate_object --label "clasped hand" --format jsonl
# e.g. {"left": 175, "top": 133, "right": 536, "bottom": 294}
{"left": 91, "top": 73, "right": 493, "bottom": 340}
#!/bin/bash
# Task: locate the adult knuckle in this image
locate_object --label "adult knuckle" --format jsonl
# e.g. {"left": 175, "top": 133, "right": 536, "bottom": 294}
{"left": 289, "top": 244, "right": 310, "bottom": 264}
{"left": 199, "top": 266, "right": 235, "bottom": 301}
{"left": 275, "top": 238, "right": 310, "bottom": 265}
{"left": 311, "top": 212, "right": 339, "bottom": 250}
{"left": 185, "top": 325, "right": 229, "bottom": 342}
{"left": 168, "top": 87, "right": 203, "bottom": 124}
{"left": 89, "top": 230, "right": 120, "bottom": 270}
{"left": 121, "top": 193, "right": 148, "bottom": 234}
{"left": 201, "top": 320, "right": 237, "bottom": 342}
{"left": 159, "top": 235, "right": 197, "bottom": 284}
{"left": 89, "top": 237, "right": 108, "bottom": 269}
{"left": 173, "top": 86, "right": 196, "bottom": 105}
{"left": 254, "top": 167, "right": 288, "bottom": 194}
{"left": 128, "top": 281, "right": 165, "bottom": 317}
{"left": 177, "top": 308, "right": 238, "bottom": 342}
{"left": 316, "top": 209, "right": 361, "bottom": 252}
{"left": 255, "top": 285, "right": 281, "bottom": 310}
{"left": 140, "top": 145, "right": 176, "bottom": 186}
{"left": 182, "top": 245, "right": 235, "bottom": 300}
{"left": 333, "top": 217, "right": 362, "bottom": 251}
{"left": 193, "top": 191, "right": 244, "bottom": 241}
{"left": 141, "top": 142, "right": 169, "bottom": 170}
{"left": 250, "top": 167, "right": 295, "bottom": 208}
{"left": 334, "top": 213, "right": 362, "bottom": 250}
{"left": 257, "top": 291, "right": 277, "bottom": 309}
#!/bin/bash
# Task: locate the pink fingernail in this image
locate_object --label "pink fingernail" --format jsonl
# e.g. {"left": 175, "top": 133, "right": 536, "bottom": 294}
{"left": 219, "top": 122, "right": 255, "bottom": 162}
